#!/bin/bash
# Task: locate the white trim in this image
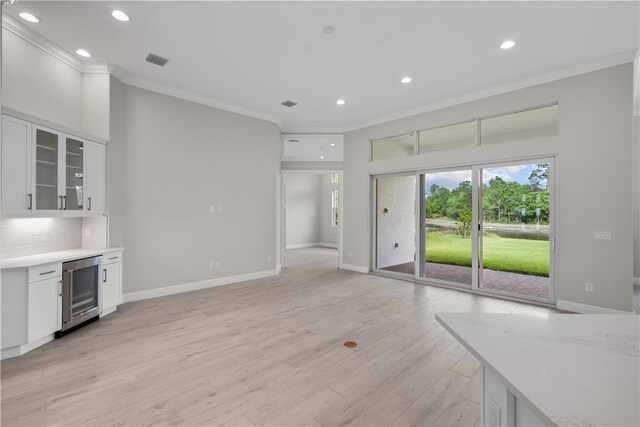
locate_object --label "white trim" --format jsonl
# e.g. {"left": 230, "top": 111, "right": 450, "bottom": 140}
{"left": 100, "top": 306, "right": 117, "bottom": 318}
{"left": 341, "top": 50, "right": 637, "bottom": 133}
{"left": 318, "top": 242, "right": 338, "bottom": 249}
{"left": 110, "top": 67, "right": 282, "bottom": 126}
{"left": 122, "top": 267, "right": 280, "bottom": 303}
{"left": 286, "top": 243, "right": 321, "bottom": 250}
{"left": 341, "top": 263, "right": 369, "bottom": 274}
{"left": 2, "top": 15, "right": 84, "bottom": 71}
{"left": 275, "top": 264, "right": 282, "bottom": 274}
{"left": 557, "top": 300, "right": 633, "bottom": 314}
{"left": 1, "top": 334, "right": 54, "bottom": 360}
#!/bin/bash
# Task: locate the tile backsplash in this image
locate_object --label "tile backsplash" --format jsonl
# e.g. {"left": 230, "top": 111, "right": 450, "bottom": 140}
{"left": 0, "top": 218, "right": 82, "bottom": 259}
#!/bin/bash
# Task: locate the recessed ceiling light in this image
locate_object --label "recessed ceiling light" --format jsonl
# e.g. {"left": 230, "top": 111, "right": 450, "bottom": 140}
{"left": 111, "top": 10, "right": 130, "bottom": 22}
{"left": 336, "top": 99, "right": 346, "bottom": 106}
{"left": 401, "top": 76, "right": 413, "bottom": 84}
{"left": 500, "top": 40, "right": 516, "bottom": 50}
{"left": 19, "top": 12, "right": 40, "bottom": 23}
{"left": 76, "top": 49, "right": 92, "bottom": 58}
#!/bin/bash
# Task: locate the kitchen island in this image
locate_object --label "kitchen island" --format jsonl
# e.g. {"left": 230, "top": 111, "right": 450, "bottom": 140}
{"left": 436, "top": 313, "right": 639, "bottom": 427}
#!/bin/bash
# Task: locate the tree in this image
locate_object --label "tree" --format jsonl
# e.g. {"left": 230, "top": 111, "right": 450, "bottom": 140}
{"left": 528, "top": 163, "right": 549, "bottom": 191}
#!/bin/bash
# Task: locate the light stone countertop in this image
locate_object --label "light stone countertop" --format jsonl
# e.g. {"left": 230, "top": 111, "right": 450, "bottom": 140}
{"left": 436, "top": 313, "right": 640, "bottom": 427}
{"left": 0, "top": 247, "right": 124, "bottom": 269}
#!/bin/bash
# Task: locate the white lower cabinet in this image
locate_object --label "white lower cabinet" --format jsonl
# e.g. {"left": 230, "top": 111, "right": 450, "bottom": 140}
{"left": 483, "top": 367, "right": 547, "bottom": 427}
{"left": 101, "top": 252, "right": 122, "bottom": 316}
{"left": 28, "top": 276, "right": 62, "bottom": 342}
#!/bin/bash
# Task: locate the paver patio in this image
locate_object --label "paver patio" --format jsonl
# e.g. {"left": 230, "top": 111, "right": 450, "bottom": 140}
{"left": 381, "top": 261, "right": 550, "bottom": 299}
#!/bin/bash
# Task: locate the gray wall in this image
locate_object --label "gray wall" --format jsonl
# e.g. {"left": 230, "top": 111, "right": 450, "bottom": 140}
{"left": 634, "top": 115, "right": 639, "bottom": 281}
{"left": 285, "top": 173, "right": 321, "bottom": 247}
{"left": 109, "top": 83, "right": 281, "bottom": 294}
{"left": 343, "top": 64, "right": 634, "bottom": 312}
{"left": 319, "top": 174, "right": 338, "bottom": 246}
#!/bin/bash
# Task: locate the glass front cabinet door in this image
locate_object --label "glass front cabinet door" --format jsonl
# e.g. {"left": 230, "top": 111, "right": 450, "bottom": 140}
{"left": 32, "top": 127, "right": 90, "bottom": 213}
{"left": 33, "top": 125, "right": 63, "bottom": 212}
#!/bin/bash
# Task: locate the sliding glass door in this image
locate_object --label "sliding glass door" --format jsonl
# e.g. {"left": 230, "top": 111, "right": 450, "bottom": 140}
{"left": 372, "top": 158, "right": 555, "bottom": 303}
{"left": 478, "top": 161, "right": 553, "bottom": 300}
{"left": 421, "top": 169, "right": 473, "bottom": 287}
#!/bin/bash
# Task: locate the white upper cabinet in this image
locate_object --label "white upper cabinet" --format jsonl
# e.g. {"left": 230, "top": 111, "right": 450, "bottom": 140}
{"left": 84, "top": 140, "right": 106, "bottom": 214}
{"left": 1, "top": 112, "right": 107, "bottom": 217}
{"left": 1, "top": 115, "right": 32, "bottom": 215}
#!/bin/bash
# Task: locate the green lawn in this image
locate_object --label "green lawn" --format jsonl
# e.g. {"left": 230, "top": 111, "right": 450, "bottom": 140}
{"left": 425, "top": 233, "right": 549, "bottom": 276}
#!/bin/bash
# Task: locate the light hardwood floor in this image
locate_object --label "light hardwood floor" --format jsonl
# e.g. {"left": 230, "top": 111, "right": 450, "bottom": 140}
{"left": 1, "top": 248, "right": 556, "bottom": 426}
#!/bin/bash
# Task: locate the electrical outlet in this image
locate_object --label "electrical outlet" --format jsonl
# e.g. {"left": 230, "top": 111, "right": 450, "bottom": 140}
{"left": 488, "top": 399, "right": 501, "bottom": 427}
{"left": 209, "top": 262, "right": 214, "bottom": 271}
{"left": 209, "top": 206, "right": 215, "bottom": 213}
{"left": 84, "top": 227, "right": 91, "bottom": 237}
{"left": 267, "top": 255, "right": 272, "bottom": 262}
{"left": 585, "top": 282, "right": 594, "bottom": 293}
{"left": 594, "top": 231, "right": 611, "bottom": 240}
{"left": 216, "top": 262, "right": 221, "bottom": 269}
{"left": 216, "top": 206, "right": 222, "bottom": 213}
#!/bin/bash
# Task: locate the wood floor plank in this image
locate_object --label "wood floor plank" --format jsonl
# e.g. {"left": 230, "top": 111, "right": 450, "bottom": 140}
{"left": 1, "top": 247, "right": 549, "bottom": 426}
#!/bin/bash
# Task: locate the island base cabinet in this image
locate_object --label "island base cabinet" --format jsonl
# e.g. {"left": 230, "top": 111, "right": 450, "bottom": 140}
{"left": 483, "top": 368, "right": 548, "bottom": 427}
{"left": 28, "top": 277, "right": 62, "bottom": 343}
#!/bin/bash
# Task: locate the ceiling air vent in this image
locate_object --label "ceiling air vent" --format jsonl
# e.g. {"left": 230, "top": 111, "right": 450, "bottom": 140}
{"left": 145, "top": 54, "right": 169, "bottom": 67}
{"left": 281, "top": 100, "right": 298, "bottom": 107}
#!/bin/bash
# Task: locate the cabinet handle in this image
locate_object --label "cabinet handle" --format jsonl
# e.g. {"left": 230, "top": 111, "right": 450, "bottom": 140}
{"left": 39, "top": 270, "right": 56, "bottom": 276}
{"left": 27, "top": 193, "right": 33, "bottom": 210}
{"left": 108, "top": 256, "right": 118, "bottom": 260}
{"left": 103, "top": 268, "right": 107, "bottom": 283}
{"left": 88, "top": 197, "right": 92, "bottom": 211}
{"left": 58, "top": 280, "right": 62, "bottom": 297}
{"left": 63, "top": 196, "right": 67, "bottom": 210}
{"left": 59, "top": 195, "right": 64, "bottom": 210}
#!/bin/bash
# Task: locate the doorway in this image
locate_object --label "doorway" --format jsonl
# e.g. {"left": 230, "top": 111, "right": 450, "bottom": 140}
{"left": 372, "top": 157, "right": 555, "bottom": 304}
{"left": 281, "top": 170, "right": 343, "bottom": 269}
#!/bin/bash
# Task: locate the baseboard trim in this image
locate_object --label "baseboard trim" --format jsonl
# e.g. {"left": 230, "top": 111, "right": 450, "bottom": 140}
{"left": 1, "top": 334, "right": 54, "bottom": 360}
{"left": 122, "top": 267, "right": 281, "bottom": 303}
{"left": 557, "top": 300, "right": 634, "bottom": 314}
{"left": 341, "top": 263, "right": 369, "bottom": 274}
{"left": 318, "top": 242, "right": 338, "bottom": 249}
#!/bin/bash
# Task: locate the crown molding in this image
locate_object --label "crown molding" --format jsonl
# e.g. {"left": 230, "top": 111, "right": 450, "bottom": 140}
{"left": 343, "top": 49, "right": 639, "bottom": 133}
{"left": 2, "top": 14, "right": 113, "bottom": 75}
{"left": 4, "top": 12, "right": 636, "bottom": 130}
{"left": 110, "top": 67, "right": 282, "bottom": 126}
{"left": 2, "top": 14, "right": 84, "bottom": 71}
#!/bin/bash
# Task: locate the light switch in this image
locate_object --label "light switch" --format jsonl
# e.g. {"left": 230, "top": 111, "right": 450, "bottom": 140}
{"left": 209, "top": 206, "right": 215, "bottom": 213}
{"left": 216, "top": 206, "right": 222, "bottom": 213}
{"left": 594, "top": 231, "right": 611, "bottom": 240}
{"left": 84, "top": 227, "right": 91, "bottom": 237}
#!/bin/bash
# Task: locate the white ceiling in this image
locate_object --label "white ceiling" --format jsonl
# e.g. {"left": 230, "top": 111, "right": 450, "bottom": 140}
{"left": 3, "top": 2, "right": 639, "bottom": 132}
